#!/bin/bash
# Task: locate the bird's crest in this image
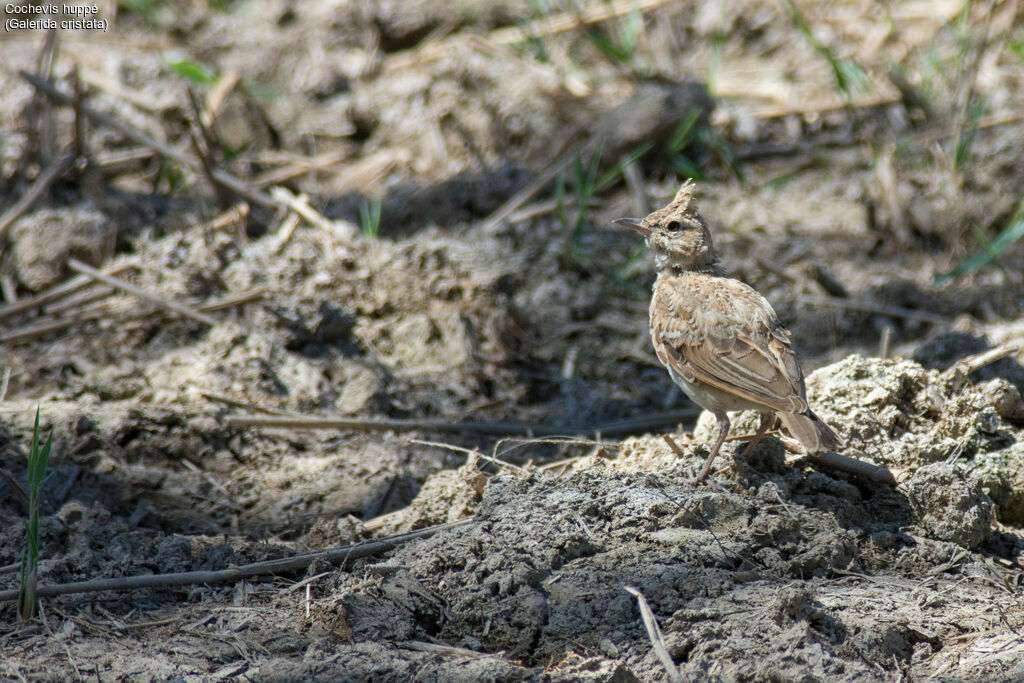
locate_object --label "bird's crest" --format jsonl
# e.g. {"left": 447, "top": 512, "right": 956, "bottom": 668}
{"left": 667, "top": 179, "right": 697, "bottom": 215}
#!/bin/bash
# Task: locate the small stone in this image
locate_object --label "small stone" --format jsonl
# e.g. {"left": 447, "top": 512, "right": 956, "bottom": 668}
{"left": 598, "top": 637, "right": 619, "bottom": 658}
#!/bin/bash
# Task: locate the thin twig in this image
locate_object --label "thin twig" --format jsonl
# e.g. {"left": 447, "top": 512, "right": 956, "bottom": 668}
{"left": 198, "top": 389, "right": 296, "bottom": 416}
{"left": 34, "top": 26, "right": 60, "bottom": 163}
{"left": 409, "top": 438, "right": 526, "bottom": 473}
{"left": 269, "top": 186, "right": 353, "bottom": 239}
{"left": 0, "top": 274, "right": 18, "bottom": 304}
{"left": 19, "top": 71, "right": 277, "bottom": 209}
{"left": 878, "top": 326, "right": 893, "bottom": 360}
{"left": 942, "top": 344, "right": 1020, "bottom": 392}
{"left": 195, "top": 287, "right": 265, "bottom": 313}
{"left": 383, "top": 0, "right": 677, "bottom": 74}
{"left": 207, "top": 202, "right": 249, "bottom": 232}
{"left": 0, "top": 367, "right": 10, "bottom": 402}
{"left": 477, "top": 136, "right": 588, "bottom": 235}
{"left": 0, "top": 149, "right": 75, "bottom": 241}
{"left": 186, "top": 87, "right": 232, "bottom": 209}
{"left": 224, "top": 409, "right": 701, "bottom": 438}
{"left": 0, "top": 314, "right": 99, "bottom": 345}
{"left": 661, "top": 434, "right": 687, "bottom": 458}
{"left": 0, "top": 519, "right": 476, "bottom": 602}
{"left": 400, "top": 640, "right": 499, "bottom": 659}
{"left": 41, "top": 285, "right": 116, "bottom": 316}
{"left": 201, "top": 71, "right": 240, "bottom": 129}
{"left": 66, "top": 258, "right": 218, "bottom": 326}
{"left": 799, "top": 296, "right": 948, "bottom": 324}
{"left": 272, "top": 211, "right": 302, "bottom": 254}
{"left": 179, "top": 458, "right": 245, "bottom": 513}
{"left": 71, "top": 64, "right": 86, "bottom": 161}
{"left": 624, "top": 585, "right": 687, "bottom": 683}
{"left": 250, "top": 150, "right": 348, "bottom": 188}
{"left": 747, "top": 92, "right": 900, "bottom": 120}
{"left": 0, "top": 260, "right": 134, "bottom": 321}
{"left": 0, "top": 289, "right": 257, "bottom": 345}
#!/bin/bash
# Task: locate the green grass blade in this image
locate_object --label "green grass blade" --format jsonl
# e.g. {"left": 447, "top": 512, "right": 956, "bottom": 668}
{"left": 167, "top": 59, "right": 219, "bottom": 86}
{"left": 934, "top": 216, "right": 1024, "bottom": 285}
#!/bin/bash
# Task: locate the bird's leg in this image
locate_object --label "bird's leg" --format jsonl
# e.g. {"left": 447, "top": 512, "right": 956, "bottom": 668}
{"left": 740, "top": 412, "right": 775, "bottom": 459}
{"left": 694, "top": 412, "right": 730, "bottom": 482}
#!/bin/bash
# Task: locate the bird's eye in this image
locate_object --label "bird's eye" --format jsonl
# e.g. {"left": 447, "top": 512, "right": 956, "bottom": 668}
{"left": 666, "top": 220, "right": 682, "bottom": 232}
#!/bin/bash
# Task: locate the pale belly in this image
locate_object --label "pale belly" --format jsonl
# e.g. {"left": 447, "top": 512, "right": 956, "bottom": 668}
{"left": 667, "top": 367, "right": 768, "bottom": 414}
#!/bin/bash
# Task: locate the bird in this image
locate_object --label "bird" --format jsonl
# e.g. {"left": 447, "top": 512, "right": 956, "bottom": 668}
{"left": 614, "top": 180, "right": 843, "bottom": 482}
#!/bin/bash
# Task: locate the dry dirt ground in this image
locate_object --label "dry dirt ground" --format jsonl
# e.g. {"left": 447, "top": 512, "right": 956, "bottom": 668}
{"left": 2, "top": 0, "right": 1024, "bottom": 680}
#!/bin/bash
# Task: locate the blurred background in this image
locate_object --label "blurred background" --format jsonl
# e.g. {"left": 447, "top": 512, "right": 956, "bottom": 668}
{"left": 1, "top": 0, "right": 1023, "bottom": 534}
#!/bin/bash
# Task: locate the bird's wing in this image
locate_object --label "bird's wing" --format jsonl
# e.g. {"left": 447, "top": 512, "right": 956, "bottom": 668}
{"left": 650, "top": 274, "right": 808, "bottom": 413}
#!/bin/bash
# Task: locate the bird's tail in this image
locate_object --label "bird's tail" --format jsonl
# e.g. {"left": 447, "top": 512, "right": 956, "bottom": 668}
{"left": 779, "top": 410, "right": 844, "bottom": 453}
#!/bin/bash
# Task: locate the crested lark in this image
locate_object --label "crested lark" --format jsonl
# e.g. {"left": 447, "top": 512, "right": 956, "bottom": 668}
{"left": 615, "top": 180, "right": 843, "bottom": 482}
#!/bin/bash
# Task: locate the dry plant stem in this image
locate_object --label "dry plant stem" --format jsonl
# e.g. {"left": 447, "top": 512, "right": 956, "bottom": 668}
{"left": 0, "top": 315, "right": 101, "bottom": 344}
{"left": 224, "top": 409, "right": 701, "bottom": 439}
{"left": 878, "top": 326, "right": 893, "bottom": 360}
{"left": 72, "top": 65, "right": 86, "bottom": 161}
{"left": 34, "top": 27, "right": 60, "bottom": 162}
{"left": 951, "top": 0, "right": 995, "bottom": 161}
{"left": 746, "top": 92, "right": 900, "bottom": 120}
{"left": 0, "top": 274, "right": 17, "bottom": 303}
{"left": 0, "top": 149, "right": 75, "bottom": 240}
{"left": 196, "top": 287, "right": 265, "bottom": 313}
{"left": 19, "top": 71, "right": 277, "bottom": 210}
{"left": 0, "top": 519, "right": 476, "bottom": 603}
{"left": 269, "top": 186, "right": 338, "bottom": 233}
{"left": 661, "top": 434, "right": 687, "bottom": 458}
{"left": 202, "top": 71, "right": 240, "bottom": 128}
{"left": 272, "top": 211, "right": 302, "bottom": 254}
{"left": 42, "top": 285, "right": 116, "bottom": 315}
{"left": 198, "top": 389, "right": 297, "bottom": 416}
{"left": 624, "top": 585, "right": 688, "bottom": 683}
{"left": 942, "top": 344, "right": 1020, "bottom": 392}
{"left": 186, "top": 88, "right": 232, "bottom": 209}
{"left": 251, "top": 150, "right": 349, "bottom": 188}
{"left": 208, "top": 203, "right": 249, "bottom": 232}
{"left": 0, "top": 367, "right": 10, "bottom": 401}
{"left": 409, "top": 438, "right": 525, "bottom": 473}
{"left": 478, "top": 144, "right": 584, "bottom": 235}
{"left": 803, "top": 451, "right": 906, "bottom": 486}
{"left": 476, "top": 116, "right": 587, "bottom": 235}
{"left": 66, "top": 258, "right": 218, "bottom": 326}
{"left": 800, "top": 295, "right": 948, "bottom": 324}
{"left": 0, "top": 261, "right": 134, "bottom": 320}
{"left": 383, "top": 0, "right": 676, "bottom": 74}
{"left": 0, "top": 288, "right": 259, "bottom": 345}
{"left": 400, "top": 641, "right": 500, "bottom": 659}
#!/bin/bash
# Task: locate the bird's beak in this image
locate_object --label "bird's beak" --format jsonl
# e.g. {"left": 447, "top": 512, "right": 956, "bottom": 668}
{"left": 613, "top": 217, "right": 651, "bottom": 236}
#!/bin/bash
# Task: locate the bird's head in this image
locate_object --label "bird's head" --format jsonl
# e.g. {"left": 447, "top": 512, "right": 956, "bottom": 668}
{"left": 613, "top": 180, "right": 717, "bottom": 270}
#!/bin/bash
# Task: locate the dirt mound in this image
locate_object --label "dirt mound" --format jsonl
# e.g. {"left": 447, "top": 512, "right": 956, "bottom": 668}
{"left": 292, "top": 354, "right": 1022, "bottom": 680}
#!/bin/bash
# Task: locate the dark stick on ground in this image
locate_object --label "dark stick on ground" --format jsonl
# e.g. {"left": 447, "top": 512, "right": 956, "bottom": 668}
{"left": 0, "top": 519, "right": 476, "bottom": 602}
{"left": 624, "top": 585, "right": 688, "bottom": 683}
{"left": 224, "top": 409, "right": 702, "bottom": 438}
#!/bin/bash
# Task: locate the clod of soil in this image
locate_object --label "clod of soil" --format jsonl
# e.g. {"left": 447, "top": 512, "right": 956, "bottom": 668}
{"left": 10, "top": 204, "right": 116, "bottom": 290}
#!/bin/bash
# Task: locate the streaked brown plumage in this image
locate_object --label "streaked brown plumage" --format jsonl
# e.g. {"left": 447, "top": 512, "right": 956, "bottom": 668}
{"left": 615, "top": 180, "right": 843, "bottom": 481}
